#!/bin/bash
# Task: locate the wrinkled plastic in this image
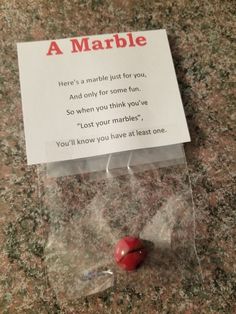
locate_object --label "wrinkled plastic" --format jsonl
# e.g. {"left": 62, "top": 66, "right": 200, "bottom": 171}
{"left": 39, "top": 144, "right": 200, "bottom": 301}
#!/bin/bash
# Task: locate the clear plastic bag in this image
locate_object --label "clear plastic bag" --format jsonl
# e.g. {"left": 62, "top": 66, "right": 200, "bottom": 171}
{"left": 39, "top": 144, "right": 201, "bottom": 301}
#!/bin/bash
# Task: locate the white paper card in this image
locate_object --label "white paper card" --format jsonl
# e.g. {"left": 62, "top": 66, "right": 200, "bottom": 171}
{"left": 17, "top": 30, "right": 190, "bottom": 165}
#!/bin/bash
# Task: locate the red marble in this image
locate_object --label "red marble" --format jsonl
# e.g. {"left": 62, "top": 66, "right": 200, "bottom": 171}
{"left": 114, "top": 236, "right": 147, "bottom": 271}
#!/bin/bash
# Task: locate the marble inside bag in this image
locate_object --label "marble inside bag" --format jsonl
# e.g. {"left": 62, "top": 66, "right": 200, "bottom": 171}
{"left": 41, "top": 150, "right": 197, "bottom": 300}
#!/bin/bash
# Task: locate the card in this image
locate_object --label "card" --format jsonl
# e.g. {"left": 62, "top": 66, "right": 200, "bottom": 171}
{"left": 17, "top": 30, "right": 190, "bottom": 165}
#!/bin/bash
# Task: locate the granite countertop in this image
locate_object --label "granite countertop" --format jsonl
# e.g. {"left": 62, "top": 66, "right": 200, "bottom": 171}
{"left": 0, "top": 1, "right": 235, "bottom": 313}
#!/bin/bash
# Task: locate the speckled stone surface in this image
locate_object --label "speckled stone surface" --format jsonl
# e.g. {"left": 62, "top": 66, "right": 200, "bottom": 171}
{"left": 0, "top": 1, "right": 235, "bottom": 313}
